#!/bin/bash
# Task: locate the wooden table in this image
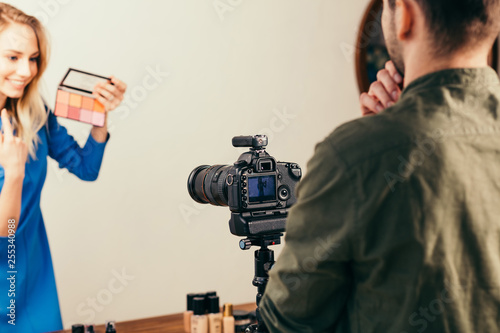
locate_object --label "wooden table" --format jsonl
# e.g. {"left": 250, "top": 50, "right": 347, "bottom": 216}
{"left": 51, "top": 303, "right": 256, "bottom": 333}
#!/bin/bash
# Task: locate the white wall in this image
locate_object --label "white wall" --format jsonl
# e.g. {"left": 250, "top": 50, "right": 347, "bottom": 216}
{"left": 9, "top": 0, "right": 370, "bottom": 328}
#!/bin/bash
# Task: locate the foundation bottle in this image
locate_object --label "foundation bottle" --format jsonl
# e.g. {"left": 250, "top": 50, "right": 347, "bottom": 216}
{"left": 222, "top": 303, "right": 235, "bottom": 333}
{"left": 184, "top": 293, "right": 196, "bottom": 333}
{"left": 207, "top": 296, "right": 222, "bottom": 333}
{"left": 191, "top": 297, "right": 208, "bottom": 333}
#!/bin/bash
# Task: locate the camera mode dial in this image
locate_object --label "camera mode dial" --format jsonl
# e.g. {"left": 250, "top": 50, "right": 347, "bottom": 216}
{"left": 288, "top": 163, "right": 302, "bottom": 179}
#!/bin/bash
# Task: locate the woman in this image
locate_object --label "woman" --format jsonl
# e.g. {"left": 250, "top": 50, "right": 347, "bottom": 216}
{"left": 0, "top": 3, "right": 126, "bottom": 331}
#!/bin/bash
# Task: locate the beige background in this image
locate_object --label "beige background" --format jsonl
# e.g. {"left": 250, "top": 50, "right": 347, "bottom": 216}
{"left": 7, "top": 0, "right": 500, "bottom": 329}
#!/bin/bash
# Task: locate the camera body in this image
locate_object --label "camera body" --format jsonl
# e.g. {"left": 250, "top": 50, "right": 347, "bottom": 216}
{"left": 226, "top": 148, "right": 302, "bottom": 236}
{"left": 188, "top": 135, "right": 302, "bottom": 237}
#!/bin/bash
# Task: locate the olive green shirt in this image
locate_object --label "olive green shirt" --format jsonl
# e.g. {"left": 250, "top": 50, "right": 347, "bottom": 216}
{"left": 260, "top": 68, "right": 500, "bottom": 333}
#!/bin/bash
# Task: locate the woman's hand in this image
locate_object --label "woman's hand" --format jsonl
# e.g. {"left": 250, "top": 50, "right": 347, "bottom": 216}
{"left": 0, "top": 109, "right": 28, "bottom": 179}
{"left": 360, "top": 60, "right": 404, "bottom": 116}
{"left": 92, "top": 76, "right": 127, "bottom": 112}
{"left": 90, "top": 76, "right": 127, "bottom": 142}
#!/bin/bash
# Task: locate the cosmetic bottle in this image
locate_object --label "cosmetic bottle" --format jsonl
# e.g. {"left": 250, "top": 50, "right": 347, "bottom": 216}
{"left": 207, "top": 296, "right": 222, "bottom": 333}
{"left": 191, "top": 297, "right": 209, "bottom": 333}
{"left": 222, "top": 303, "right": 235, "bottom": 333}
{"left": 184, "top": 293, "right": 196, "bottom": 333}
{"left": 105, "top": 320, "right": 117, "bottom": 333}
{"left": 205, "top": 291, "right": 217, "bottom": 311}
{"left": 72, "top": 324, "right": 84, "bottom": 333}
{"left": 85, "top": 324, "right": 95, "bottom": 333}
{"left": 233, "top": 310, "right": 251, "bottom": 332}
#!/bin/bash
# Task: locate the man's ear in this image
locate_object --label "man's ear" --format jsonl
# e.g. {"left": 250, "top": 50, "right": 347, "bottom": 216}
{"left": 395, "top": 0, "right": 415, "bottom": 41}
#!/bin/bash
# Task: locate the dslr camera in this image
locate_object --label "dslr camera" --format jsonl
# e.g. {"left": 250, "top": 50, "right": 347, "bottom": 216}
{"left": 188, "top": 135, "right": 302, "bottom": 237}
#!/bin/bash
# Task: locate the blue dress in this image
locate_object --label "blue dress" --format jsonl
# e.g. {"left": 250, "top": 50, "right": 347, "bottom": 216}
{"left": 0, "top": 110, "right": 108, "bottom": 332}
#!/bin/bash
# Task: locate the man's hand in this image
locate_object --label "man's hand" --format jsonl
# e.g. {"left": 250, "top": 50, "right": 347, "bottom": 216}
{"left": 360, "top": 61, "right": 404, "bottom": 116}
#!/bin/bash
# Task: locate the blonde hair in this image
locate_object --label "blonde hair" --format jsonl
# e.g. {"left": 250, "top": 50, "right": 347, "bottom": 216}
{"left": 0, "top": 3, "right": 49, "bottom": 159}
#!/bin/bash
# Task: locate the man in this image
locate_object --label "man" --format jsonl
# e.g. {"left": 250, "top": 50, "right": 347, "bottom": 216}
{"left": 259, "top": 0, "right": 500, "bottom": 332}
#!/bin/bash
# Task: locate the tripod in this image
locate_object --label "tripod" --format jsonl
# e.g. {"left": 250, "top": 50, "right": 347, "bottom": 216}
{"left": 239, "top": 233, "right": 283, "bottom": 333}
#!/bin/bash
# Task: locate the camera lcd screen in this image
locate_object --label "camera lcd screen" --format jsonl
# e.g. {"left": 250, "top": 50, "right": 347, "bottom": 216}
{"left": 248, "top": 175, "right": 276, "bottom": 203}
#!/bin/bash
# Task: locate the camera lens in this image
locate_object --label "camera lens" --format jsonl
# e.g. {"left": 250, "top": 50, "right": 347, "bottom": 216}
{"left": 188, "top": 165, "right": 232, "bottom": 206}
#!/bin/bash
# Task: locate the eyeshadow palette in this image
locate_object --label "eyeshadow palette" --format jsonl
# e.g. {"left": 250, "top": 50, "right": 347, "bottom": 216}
{"left": 54, "top": 68, "right": 110, "bottom": 127}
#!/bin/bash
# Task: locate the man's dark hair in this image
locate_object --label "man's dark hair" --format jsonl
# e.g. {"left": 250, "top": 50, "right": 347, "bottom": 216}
{"left": 388, "top": 0, "right": 500, "bottom": 55}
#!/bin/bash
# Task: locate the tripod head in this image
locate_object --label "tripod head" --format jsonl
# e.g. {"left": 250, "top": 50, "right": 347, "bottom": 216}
{"left": 239, "top": 234, "right": 282, "bottom": 251}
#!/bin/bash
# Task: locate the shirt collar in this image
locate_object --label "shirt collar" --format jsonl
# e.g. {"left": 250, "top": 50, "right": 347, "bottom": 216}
{"left": 401, "top": 67, "right": 500, "bottom": 98}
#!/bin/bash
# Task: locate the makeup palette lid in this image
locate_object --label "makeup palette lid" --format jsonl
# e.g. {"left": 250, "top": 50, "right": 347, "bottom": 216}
{"left": 59, "top": 68, "right": 110, "bottom": 95}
